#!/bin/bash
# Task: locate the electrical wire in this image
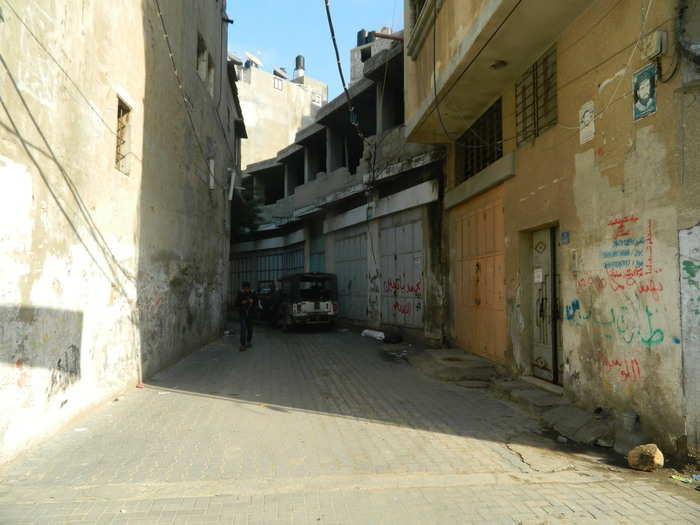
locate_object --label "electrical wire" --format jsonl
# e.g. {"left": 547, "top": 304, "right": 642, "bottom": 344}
{"left": 2, "top": 0, "right": 141, "bottom": 163}
{"left": 152, "top": 0, "right": 227, "bottom": 190}
{"left": 431, "top": 0, "right": 522, "bottom": 144}
{"left": 557, "top": 0, "right": 656, "bottom": 130}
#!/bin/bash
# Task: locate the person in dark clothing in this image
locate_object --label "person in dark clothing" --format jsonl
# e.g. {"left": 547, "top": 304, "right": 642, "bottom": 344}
{"left": 236, "top": 282, "right": 257, "bottom": 351}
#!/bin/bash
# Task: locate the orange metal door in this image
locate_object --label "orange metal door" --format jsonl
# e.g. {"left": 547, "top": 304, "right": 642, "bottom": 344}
{"left": 450, "top": 185, "right": 506, "bottom": 363}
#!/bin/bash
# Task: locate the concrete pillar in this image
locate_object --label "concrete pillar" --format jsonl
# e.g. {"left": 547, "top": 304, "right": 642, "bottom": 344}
{"left": 367, "top": 189, "right": 381, "bottom": 328}
{"left": 323, "top": 211, "right": 335, "bottom": 274}
{"left": 326, "top": 128, "right": 335, "bottom": 172}
{"left": 376, "top": 82, "right": 386, "bottom": 135}
{"left": 304, "top": 147, "right": 312, "bottom": 184}
{"left": 284, "top": 164, "right": 291, "bottom": 197}
{"left": 303, "top": 221, "right": 312, "bottom": 272}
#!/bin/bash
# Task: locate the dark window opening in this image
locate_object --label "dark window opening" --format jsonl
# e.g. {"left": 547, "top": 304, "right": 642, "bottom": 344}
{"left": 361, "top": 47, "right": 372, "bottom": 62}
{"left": 459, "top": 98, "right": 502, "bottom": 182}
{"left": 516, "top": 45, "right": 557, "bottom": 145}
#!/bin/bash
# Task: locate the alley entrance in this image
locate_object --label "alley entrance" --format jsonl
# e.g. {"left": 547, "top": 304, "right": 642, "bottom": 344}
{"left": 450, "top": 185, "right": 506, "bottom": 363}
{"left": 531, "top": 226, "right": 563, "bottom": 385}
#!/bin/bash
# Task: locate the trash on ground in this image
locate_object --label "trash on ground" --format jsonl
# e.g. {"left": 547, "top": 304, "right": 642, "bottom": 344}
{"left": 627, "top": 443, "right": 664, "bottom": 471}
{"left": 595, "top": 438, "right": 614, "bottom": 448}
{"left": 692, "top": 474, "right": 700, "bottom": 481}
{"left": 361, "top": 329, "right": 385, "bottom": 341}
{"left": 380, "top": 348, "right": 408, "bottom": 362}
{"left": 157, "top": 391, "right": 171, "bottom": 395}
{"left": 383, "top": 331, "right": 403, "bottom": 344}
{"left": 593, "top": 407, "right": 612, "bottom": 419}
{"left": 671, "top": 475, "right": 693, "bottom": 483}
{"left": 135, "top": 383, "right": 144, "bottom": 389}
{"left": 556, "top": 435, "right": 569, "bottom": 444}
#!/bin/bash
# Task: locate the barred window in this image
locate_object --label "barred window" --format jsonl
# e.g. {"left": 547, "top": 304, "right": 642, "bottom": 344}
{"left": 115, "top": 97, "right": 131, "bottom": 174}
{"left": 516, "top": 45, "right": 557, "bottom": 145}
{"left": 459, "top": 98, "right": 503, "bottom": 182}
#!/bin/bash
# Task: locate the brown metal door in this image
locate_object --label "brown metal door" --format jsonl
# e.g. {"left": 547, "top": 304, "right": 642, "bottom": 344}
{"left": 450, "top": 186, "right": 506, "bottom": 363}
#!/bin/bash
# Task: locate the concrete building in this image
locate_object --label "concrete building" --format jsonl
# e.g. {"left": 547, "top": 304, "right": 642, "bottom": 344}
{"left": 231, "top": 38, "right": 447, "bottom": 342}
{"left": 234, "top": 54, "right": 328, "bottom": 172}
{"left": 350, "top": 27, "right": 395, "bottom": 84}
{"left": 403, "top": 0, "right": 700, "bottom": 457}
{"left": 0, "top": 0, "right": 245, "bottom": 463}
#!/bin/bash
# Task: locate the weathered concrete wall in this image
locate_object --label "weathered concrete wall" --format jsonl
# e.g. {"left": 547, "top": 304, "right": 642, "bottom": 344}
{"left": 423, "top": 0, "right": 694, "bottom": 453}
{"left": 238, "top": 67, "right": 327, "bottom": 170}
{"left": 500, "top": 0, "right": 688, "bottom": 453}
{"left": 0, "top": 0, "right": 236, "bottom": 463}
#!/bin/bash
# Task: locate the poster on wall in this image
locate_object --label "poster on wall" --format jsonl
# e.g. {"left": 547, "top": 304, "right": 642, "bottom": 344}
{"left": 633, "top": 63, "right": 657, "bottom": 121}
{"left": 579, "top": 101, "right": 595, "bottom": 144}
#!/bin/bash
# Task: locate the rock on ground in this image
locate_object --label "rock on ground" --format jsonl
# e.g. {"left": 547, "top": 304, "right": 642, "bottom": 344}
{"left": 627, "top": 443, "right": 664, "bottom": 471}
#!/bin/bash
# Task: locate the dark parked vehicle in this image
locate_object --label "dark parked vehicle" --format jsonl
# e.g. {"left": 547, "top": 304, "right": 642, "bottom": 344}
{"left": 256, "top": 280, "right": 277, "bottom": 322}
{"left": 275, "top": 273, "right": 339, "bottom": 330}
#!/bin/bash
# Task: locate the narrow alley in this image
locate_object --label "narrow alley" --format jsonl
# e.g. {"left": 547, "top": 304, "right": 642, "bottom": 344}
{"left": 2, "top": 328, "right": 699, "bottom": 525}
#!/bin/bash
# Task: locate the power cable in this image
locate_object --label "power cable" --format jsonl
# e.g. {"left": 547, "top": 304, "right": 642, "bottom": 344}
{"left": 151, "top": 0, "right": 227, "bottom": 189}
{"left": 2, "top": 0, "right": 141, "bottom": 163}
{"left": 431, "top": 0, "right": 522, "bottom": 143}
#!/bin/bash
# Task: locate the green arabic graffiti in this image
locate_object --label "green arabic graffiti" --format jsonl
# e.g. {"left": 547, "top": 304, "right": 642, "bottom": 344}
{"left": 566, "top": 294, "right": 664, "bottom": 348}
{"left": 683, "top": 260, "right": 700, "bottom": 279}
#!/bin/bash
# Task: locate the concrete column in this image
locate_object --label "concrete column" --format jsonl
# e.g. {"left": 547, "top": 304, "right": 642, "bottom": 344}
{"left": 303, "top": 221, "right": 312, "bottom": 272}
{"left": 326, "top": 127, "right": 335, "bottom": 172}
{"left": 284, "top": 164, "right": 291, "bottom": 197}
{"left": 367, "top": 189, "right": 381, "bottom": 328}
{"left": 323, "top": 211, "right": 335, "bottom": 274}
{"left": 304, "top": 147, "right": 312, "bottom": 184}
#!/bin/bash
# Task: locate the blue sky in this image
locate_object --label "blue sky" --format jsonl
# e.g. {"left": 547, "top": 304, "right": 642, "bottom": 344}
{"left": 226, "top": 0, "right": 403, "bottom": 99}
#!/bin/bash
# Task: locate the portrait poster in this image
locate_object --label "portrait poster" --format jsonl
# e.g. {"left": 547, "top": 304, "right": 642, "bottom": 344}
{"left": 579, "top": 101, "right": 595, "bottom": 144}
{"left": 633, "top": 63, "right": 657, "bottom": 121}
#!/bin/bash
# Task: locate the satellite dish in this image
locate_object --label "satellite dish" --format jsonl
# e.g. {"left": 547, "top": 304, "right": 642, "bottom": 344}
{"left": 245, "top": 52, "right": 262, "bottom": 67}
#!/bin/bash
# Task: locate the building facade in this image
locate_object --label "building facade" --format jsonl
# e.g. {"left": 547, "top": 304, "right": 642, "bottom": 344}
{"left": 404, "top": 0, "right": 700, "bottom": 457}
{"left": 234, "top": 55, "right": 328, "bottom": 172}
{"left": 232, "top": 37, "right": 447, "bottom": 342}
{"left": 0, "top": 0, "right": 244, "bottom": 463}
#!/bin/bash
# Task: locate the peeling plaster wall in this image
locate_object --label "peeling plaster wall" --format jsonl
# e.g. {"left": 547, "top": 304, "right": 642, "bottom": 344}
{"left": 0, "top": 0, "right": 235, "bottom": 463}
{"left": 500, "top": 0, "right": 689, "bottom": 453}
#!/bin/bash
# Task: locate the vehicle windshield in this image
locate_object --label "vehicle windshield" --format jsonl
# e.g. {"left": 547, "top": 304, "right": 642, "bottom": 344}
{"left": 298, "top": 277, "right": 336, "bottom": 301}
{"left": 258, "top": 281, "right": 275, "bottom": 295}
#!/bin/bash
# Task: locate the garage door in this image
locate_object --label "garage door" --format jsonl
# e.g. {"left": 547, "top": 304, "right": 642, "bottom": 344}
{"left": 334, "top": 224, "right": 368, "bottom": 321}
{"left": 449, "top": 185, "right": 506, "bottom": 363}
{"left": 380, "top": 208, "right": 423, "bottom": 328}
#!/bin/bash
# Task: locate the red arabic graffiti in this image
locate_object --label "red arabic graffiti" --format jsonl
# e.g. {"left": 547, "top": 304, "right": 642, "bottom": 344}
{"left": 384, "top": 277, "right": 422, "bottom": 296}
{"left": 608, "top": 216, "right": 639, "bottom": 239}
{"left": 392, "top": 301, "right": 411, "bottom": 315}
{"left": 602, "top": 358, "right": 641, "bottom": 382}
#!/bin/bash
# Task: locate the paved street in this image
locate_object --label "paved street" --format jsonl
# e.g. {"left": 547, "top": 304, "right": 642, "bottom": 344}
{"left": 1, "top": 327, "right": 699, "bottom": 525}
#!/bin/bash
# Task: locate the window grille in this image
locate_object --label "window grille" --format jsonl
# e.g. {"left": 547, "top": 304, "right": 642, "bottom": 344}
{"left": 516, "top": 45, "right": 557, "bottom": 145}
{"left": 115, "top": 98, "right": 130, "bottom": 174}
{"left": 459, "top": 98, "right": 502, "bottom": 182}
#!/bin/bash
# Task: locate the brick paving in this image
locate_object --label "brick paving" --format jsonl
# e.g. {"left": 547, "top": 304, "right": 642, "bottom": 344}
{"left": 1, "top": 327, "right": 699, "bottom": 524}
